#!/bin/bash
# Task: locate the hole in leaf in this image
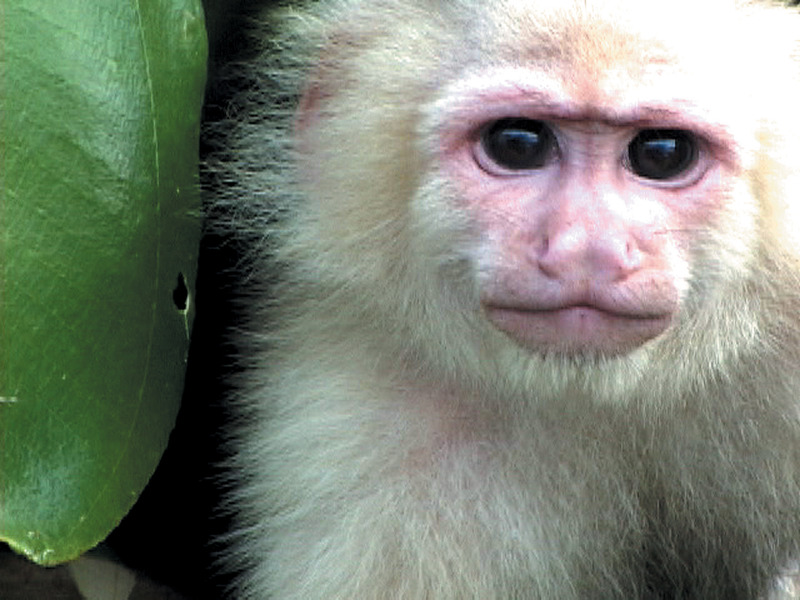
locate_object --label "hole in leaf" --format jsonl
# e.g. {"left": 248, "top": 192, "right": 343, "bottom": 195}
{"left": 172, "top": 273, "right": 189, "bottom": 312}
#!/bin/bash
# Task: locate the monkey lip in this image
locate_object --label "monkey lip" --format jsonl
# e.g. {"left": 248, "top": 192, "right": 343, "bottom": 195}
{"left": 484, "top": 303, "right": 673, "bottom": 355}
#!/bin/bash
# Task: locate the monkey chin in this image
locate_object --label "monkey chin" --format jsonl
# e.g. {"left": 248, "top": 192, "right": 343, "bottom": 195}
{"left": 485, "top": 304, "right": 673, "bottom": 358}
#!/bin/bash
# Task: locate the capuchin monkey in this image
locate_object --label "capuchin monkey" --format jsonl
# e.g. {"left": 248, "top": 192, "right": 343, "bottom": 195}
{"left": 210, "top": 0, "right": 800, "bottom": 598}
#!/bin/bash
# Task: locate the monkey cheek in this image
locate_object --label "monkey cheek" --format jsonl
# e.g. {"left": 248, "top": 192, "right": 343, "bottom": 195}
{"left": 484, "top": 306, "right": 673, "bottom": 357}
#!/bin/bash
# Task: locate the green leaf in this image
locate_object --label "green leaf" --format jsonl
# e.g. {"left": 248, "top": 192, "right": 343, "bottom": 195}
{"left": 1, "top": 0, "right": 207, "bottom": 565}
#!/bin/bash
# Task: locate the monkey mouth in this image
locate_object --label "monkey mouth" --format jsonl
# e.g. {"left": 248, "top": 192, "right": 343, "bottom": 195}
{"left": 483, "top": 303, "right": 673, "bottom": 355}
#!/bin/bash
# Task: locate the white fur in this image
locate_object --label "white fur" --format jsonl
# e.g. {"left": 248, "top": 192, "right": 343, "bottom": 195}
{"left": 210, "top": 1, "right": 800, "bottom": 597}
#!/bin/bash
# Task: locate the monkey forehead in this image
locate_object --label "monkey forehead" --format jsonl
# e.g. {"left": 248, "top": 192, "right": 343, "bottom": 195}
{"left": 444, "top": 0, "right": 780, "bottom": 116}
{"left": 412, "top": 2, "right": 791, "bottom": 164}
{"left": 483, "top": 0, "right": 757, "bottom": 63}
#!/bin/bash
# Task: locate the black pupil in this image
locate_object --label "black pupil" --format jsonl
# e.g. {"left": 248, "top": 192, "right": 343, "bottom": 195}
{"left": 628, "top": 129, "right": 697, "bottom": 180}
{"left": 483, "top": 119, "right": 553, "bottom": 170}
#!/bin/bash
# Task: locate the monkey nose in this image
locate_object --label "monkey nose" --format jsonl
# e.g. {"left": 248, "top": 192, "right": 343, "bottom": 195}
{"left": 537, "top": 227, "right": 643, "bottom": 283}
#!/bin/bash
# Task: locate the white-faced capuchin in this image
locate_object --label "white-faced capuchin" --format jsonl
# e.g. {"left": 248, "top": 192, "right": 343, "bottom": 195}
{"left": 210, "top": 1, "right": 800, "bottom": 597}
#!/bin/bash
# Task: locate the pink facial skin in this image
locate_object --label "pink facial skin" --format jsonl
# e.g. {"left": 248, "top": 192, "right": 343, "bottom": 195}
{"left": 433, "top": 68, "right": 742, "bottom": 356}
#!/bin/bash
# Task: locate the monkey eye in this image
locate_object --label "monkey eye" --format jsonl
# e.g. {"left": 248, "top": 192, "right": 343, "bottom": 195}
{"left": 627, "top": 129, "right": 698, "bottom": 181}
{"left": 480, "top": 118, "right": 557, "bottom": 171}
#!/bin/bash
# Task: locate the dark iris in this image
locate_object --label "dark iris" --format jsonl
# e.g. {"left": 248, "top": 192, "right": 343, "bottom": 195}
{"left": 628, "top": 129, "right": 698, "bottom": 181}
{"left": 481, "top": 118, "right": 556, "bottom": 170}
